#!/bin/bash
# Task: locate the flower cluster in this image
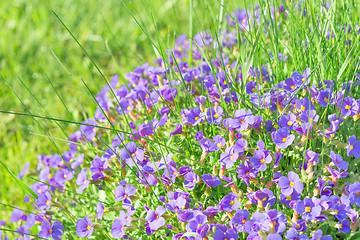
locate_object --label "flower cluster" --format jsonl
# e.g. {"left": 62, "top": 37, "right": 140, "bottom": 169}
{"left": 2, "top": 1, "right": 360, "bottom": 240}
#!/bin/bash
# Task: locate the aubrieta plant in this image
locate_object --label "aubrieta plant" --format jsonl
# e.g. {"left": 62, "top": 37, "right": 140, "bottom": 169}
{"left": 2, "top": 0, "right": 360, "bottom": 239}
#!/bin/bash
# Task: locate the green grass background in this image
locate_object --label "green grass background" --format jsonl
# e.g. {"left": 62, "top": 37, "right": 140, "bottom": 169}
{"left": 0, "top": 0, "right": 242, "bottom": 220}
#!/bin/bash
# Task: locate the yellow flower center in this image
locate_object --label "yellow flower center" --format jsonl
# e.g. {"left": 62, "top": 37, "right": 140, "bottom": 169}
{"left": 131, "top": 153, "right": 136, "bottom": 158}
{"left": 214, "top": 113, "right": 219, "bottom": 119}
{"left": 282, "top": 137, "right": 287, "bottom": 143}
{"left": 193, "top": 178, "right": 197, "bottom": 183}
{"left": 350, "top": 145, "right": 354, "bottom": 150}
{"left": 305, "top": 207, "right": 311, "bottom": 212}
{"left": 38, "top": 189, "right": 42, "bottom": 194}
{"left": 287, "top": 121, "right": 293, "bottom": 126}
{"left": 246, "top": 171, "right": 250, "bottom": 175}
{"left": 334, "top": 209, "right": 339, "bottom": 215}
{"left": 324, "top": 97, "right": 328, "bottom": 102}
{"left": 87, "top": 225, "right": 91, "bottom": 231}
{"left": 230, "top": 200, "right": 235, "bottom": 206}
{"left": 224, "top": 81, "right": 227, "bottom": 85}
{"left": 260, "top": 159, "right": 265, "bottom": 164}
{"left": 339, "top": 224, "right": 343, "bottom": 229}
{"left": 286, "top": 196, "right": 292, "bottom": 201}
{"left": 301, "top": 106, "right": 305, "bottom": 111}
{"left": 83, "top": 180, "right": 87, "bottom": 184}
{"left": 296, "top": 224, "right": 300, "bottom": 229}
{"left": 92, "top": 128, "right": 96, "bottom": 132}
{"left": 48, "top": 228, "right": 53, "bottom": 234}
{"left": 230, "top": 155, "right": 234, "bottom": 160}
{"left": 309, "top": 118, "right": 313, "bottom": 123}
{"left": 289, "top": 181, "right": 294, "bottom": 187}
{"left": 197, "top": 224, "right": 203, "bottom": 228}
{"left": 242, "top": 219, "right": 247, "bottom": 224}
{"left": 252, "top": 88, "right": 256, "bottom": 92}
{"left": 290, "top": 85, "right": 295, "bottom": 90}
{"left": 156, "top": 215, "right": 159, "bottom": 219}
{"left": 195, "top": 116, "right": 199, "bottom": 121}
{"left": 356, "top": 192, "right": 360, "bottom": 196}
{"left": 217, "top": 143, "right": 222, "bottom": 148}
{"left": 69, "top": 158, "right": 73, "bottom": 163}
{"left": 64, "top": 174, "right": 68, "bottom": 179}
{"left": 46, "top": 200, "right": 50, "bottom": 205}
{"left": 124, "top": 194, "right": 128, "bottom": 198}
{"left": 127, "top": 106, "right": 132, "bottom": 111}
{"left": 345, "top": 105, "right": 351, "bottom": 110}
{"left": 301, "top": 77, "right": 305, "bottom": 82}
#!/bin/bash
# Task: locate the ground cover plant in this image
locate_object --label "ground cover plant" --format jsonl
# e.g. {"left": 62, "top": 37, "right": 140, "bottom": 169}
{"left": 1, "top": 0, "right": 360, "bottom": 239}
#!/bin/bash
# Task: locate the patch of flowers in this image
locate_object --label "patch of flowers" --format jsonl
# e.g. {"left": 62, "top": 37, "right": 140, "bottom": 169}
{"left": 2, "top": 1, "right": 360, "bottom": 240}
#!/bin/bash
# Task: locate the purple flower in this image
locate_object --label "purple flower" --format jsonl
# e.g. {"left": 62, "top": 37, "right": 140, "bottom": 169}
{"left": 17, "top": 162, "right": 30, "bottom": 179}
{"left": 231, "top": 209, "right": 249, "bottom": 232}
{"left": 199, "top": 138, "right": 217, "bottom": 153}
{"left": 213, "top": 228, "right": 238, "bottom": 240}
{"left": 310, "top": 229, "right": 332, "bottom": 240}
{"left": 305, "top": 150, "right": 320, "bottom": 165}
{"left": 202, "top": 174, "right": 221, "bottom": 187}
{"left": 347, "top": 135, "right": 360, "bottom": 158}
{"left": 120, "top": 142, "right": 144, "bottom": 167}
{"left": 291, "top": 220, "right": 307, "bottom": 232}
{"left": 278, "top": 171, "right": 303, "bottom": 196}
{"left": 114, "top": 184, "right": 137, "bottom": 208}
{"left": 170, "top": 124, "right": 183, "bottom": 136}
{"left": 213, "top": 135, "right": 226, "bottom": 151}
{"left": 187, "top": 107, "right": 205, "bottom": 126}
{"left": 116, "top": 98, "right": 133, "bottom": 115}
{"left": 111, "top": 213, "right": 127, "bottom": 238}
{"left": 296, "top": 198, "right": 321, "bottom": 221}
{"left": 54, "top": 168, "right": 74, "bottom": 183}
{"left": 195, "top": 131, "right": 204, "bottom": 141}
{"left": 250, "top": 150, "right": 272, "bottom": 171}
{"left": 36, "top": 192, "right": 52, "bottom": 210}
{"left": 79, "top": 118, "right": 98, "bottom": 142}
{"left": 300, "top": 110, "right": 319, "bottom": 124}
{"left": 96, "top": 202, "right": 105, "bottom": 220}
{"left": 38, "top": 221, "right": 63, "bottom": 240}
{"left": 278, "top": 113, "right": 298, "bottom": 130}
{"left": 145, "top": 206, "right": 166, "bottom": 231}
{"left": 331, "top": 203, "right": 347, "bottom": 221}
{"left": 206, "top": 106, "right": 223, "bottom": 125}
{"left": 349, "top": 182, "right": 360, "bottom": 206}
{"left": 237, "top": 160, "right": 258, "bottom": 187}
{"left": 267, "top": 234, "right": 283, "bottom": 240}
{"left": 76, "top": 216, "right": 93, "bottom": 238}
{"left": 330, "top": 150, "right": 348, "bottom": 170}
{"left": 285, "top": 228, "right": 309, "bottom": 240}
{"left": 336, "top": 219, "right": 351, "bottom": 233}
{"left": 280, "top": 191, "right": 301, "bottom": 208}
{"left": 219, "top": 193, "right": 241, "bottom": 212}
{"left": 318, "top": 89, "right": 334, "bottom": 107}
{"left": 76, "top": 169, "right": 89, "bottom": 194}
{"left": 246, "top": 81, "right": 261, "bottom": 95}
{"left": 338, "top": 97, "right": 359, "bottom": 116}
{"left": 10, "top": 208, "right": 24, "bottom": 223}
{"left": 220, "top": 146, "right": 240, "bottom": 169}
{"left": 184, "top": 172, "right": 199, "bottom": 190}
{"left": 165, "top": 197, "right": 186, "bottom": 213}
{"left": 266, "top": 209, "right": 287, "bottom": 234}
{"left": 272, "top": 128, "right": 295, "bottom": 149}
{"left": 185, "top": 211, "right": 208, "bottom": 235}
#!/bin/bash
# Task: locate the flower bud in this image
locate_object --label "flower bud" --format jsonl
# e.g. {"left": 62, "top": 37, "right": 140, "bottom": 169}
{"left": 93, "top": 223, "right": 102, "bottom": 229}
{"left": 45, "top": 211, "right": 57, "bottom": 215}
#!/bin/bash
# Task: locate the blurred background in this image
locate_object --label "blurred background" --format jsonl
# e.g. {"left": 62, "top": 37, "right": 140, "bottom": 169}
{"left": 0, "top": 0, "right": 241, "bottom": 219}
